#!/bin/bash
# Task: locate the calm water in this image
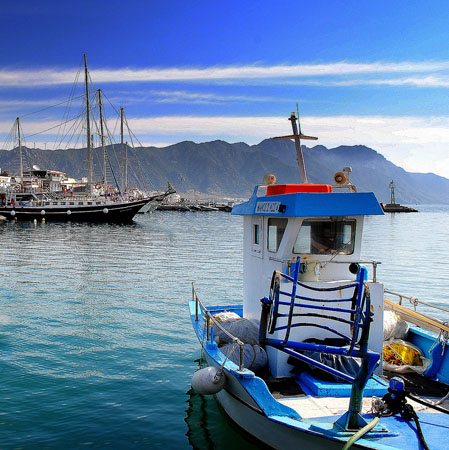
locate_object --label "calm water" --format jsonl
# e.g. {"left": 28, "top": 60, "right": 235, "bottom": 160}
{"left": 0, "top": 206, "right": 448, "bottom": 449}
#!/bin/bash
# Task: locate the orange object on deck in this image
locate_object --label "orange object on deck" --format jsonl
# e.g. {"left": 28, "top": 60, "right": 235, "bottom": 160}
{"left": 266, "top": 184, "right": 333, "bottom": 196}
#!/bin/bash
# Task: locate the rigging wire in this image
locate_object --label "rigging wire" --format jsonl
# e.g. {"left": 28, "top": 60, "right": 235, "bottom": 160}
{"left": 19, "top": 94, "right": 84, "bottom": 119}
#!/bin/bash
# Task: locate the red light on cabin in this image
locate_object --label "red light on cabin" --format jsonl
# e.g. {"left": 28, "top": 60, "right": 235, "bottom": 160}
{"left": 266, "top": 184, "right": 333, "bottom": 196}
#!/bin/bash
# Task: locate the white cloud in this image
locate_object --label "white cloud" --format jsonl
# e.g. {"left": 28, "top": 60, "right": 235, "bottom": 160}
{"left": 2, "top": 114, "right": 449, "bottom": 178}
{"left": 2, "top": 61, "right": 449, "bottom": 86}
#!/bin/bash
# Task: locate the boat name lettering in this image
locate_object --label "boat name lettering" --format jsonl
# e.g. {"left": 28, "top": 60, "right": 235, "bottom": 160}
{"left": 256, "top": 202, "right": 280, "bottom": 213}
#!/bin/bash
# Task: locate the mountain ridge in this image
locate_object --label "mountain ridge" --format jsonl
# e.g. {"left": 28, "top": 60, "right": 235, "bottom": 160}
{"left": 1, "top": 139, "right": 448, "bottom": 204}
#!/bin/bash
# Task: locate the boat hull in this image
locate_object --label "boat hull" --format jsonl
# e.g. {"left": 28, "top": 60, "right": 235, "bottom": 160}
{"left": 204, "top": 355, "right": 347, "bottom": 450}
{"left": 0, "top": 198, "right": 150, "bottom": 223}
{"left": 190, "top": 301, "right": 449, "bottom": 450}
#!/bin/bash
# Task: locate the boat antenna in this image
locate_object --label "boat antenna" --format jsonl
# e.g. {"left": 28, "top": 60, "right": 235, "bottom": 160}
{"left": 84, "top": 54, "right": 93, "bottom": 192}
{"left": 273, "top": 106, "right": 318, "bottom": 184}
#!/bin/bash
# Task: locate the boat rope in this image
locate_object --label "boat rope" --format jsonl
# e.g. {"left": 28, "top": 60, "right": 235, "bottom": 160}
{"left": 341, "top": 416, "right": 379, "bottom": 450}
{"left": 23, "top": 113, "right": 84, "bottom": 139}
{"left": 429, "top": 321, "right": 449, "bottom": 355}
{"left": 405, "top": 392, "right": 449, "bottom": 414}
{"left": 403, "top": 403, "right": 430, "bottom": 450}
{"left": 370, "top": 383, "right": 436, "bottom": 450}
{"left": 433, "top": 390, "right": 449, "bottom": 406}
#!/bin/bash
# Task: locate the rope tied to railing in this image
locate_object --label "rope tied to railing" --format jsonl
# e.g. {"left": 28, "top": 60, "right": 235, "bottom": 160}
{"left": 409, "top": 296, "right": 419, "bottom": 310}
{"left": 192, "top": 282, "right": 245, "bottom": 370}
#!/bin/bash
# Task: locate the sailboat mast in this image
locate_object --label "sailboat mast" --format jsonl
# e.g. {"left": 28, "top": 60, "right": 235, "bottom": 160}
{"left": 84, "top": 54, "right": 93, "bottom": 187}
{"left": 17, "top": 117, "right": 23, "bottom": 179}
{"left": 120, "top": 107, "right": 125, "bottom": 193}
{"left": 97, "top": 89, "right": 107, "bottom": 188}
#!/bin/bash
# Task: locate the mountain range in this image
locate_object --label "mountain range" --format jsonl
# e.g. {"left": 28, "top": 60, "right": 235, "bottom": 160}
{"left": 1, "top": 139, "right": 448, "bottom": 204}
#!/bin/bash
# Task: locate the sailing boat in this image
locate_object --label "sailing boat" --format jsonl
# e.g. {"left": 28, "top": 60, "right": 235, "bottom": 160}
{"left": 0, "top": 55, "right": 157, "bottom": 223}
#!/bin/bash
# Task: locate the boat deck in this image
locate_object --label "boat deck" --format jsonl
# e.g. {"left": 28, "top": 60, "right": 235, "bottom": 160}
{"left": 277, "top": 393, "right": 449, "bottom": 419}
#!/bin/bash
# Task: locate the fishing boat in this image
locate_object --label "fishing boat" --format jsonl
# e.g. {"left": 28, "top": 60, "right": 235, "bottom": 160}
{"left": 189, "top": 112, "right": 449, "bottom": 449}
{"left": 0, "top": 55, "right": 157, "bottom": 223}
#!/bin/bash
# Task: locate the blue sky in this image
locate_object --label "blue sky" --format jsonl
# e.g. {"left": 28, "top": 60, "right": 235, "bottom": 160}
{"left": 2, "top": 0, "right": 449, "bottom": 178}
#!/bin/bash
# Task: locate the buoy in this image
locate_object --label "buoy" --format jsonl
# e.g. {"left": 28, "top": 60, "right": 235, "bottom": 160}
{"left": 42, "top": 218, "right": 45, "bottom": 223}
{"left": 103, "top": 208, "right": 109, "bottom": 214}
{"left": 33, "top": 219, "right": 37, "bottom": 224}
{"left": 191, "top": 367, "right": 226, "bottom": 395}
{"left": 67, "top": 210, "right": 72, "bottom": 215}
{"left": 10, "top": 210, "right": 15, "bottom": 217}
{"left": 41, "top": 210, "right": 46, "bottom": 216}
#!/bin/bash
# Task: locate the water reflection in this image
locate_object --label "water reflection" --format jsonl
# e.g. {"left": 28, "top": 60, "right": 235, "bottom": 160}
{"left": 184, "top": 360, "right": 269, "bottom": 450}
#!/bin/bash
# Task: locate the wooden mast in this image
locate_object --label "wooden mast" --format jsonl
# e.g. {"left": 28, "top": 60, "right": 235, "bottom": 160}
{"left": 17, "top": 117, "right": 23, "bottom": 180}
{"left": 97, "top": 89, "right": 107, "bottom": 188}
{"left": 84, "top": 54, "right": 93, "bottom": 190}
{"left": 120, "top": 107, "right": 125, "bottom": 193}
{"left": 273, "top": 107, "right": 318, "bottom": 184}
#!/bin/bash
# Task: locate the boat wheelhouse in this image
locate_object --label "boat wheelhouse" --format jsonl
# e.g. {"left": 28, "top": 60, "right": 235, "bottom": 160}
{"left": 189, "top": 113, "right": 449, "bottom": 450}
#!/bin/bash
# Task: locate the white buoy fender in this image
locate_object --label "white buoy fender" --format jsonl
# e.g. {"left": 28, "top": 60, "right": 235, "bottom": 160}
{"left": 103, "top": 208, "right": 109, "bottom": 214}
{"left": 191, "top": 367, "right": 226, "bottom": 395}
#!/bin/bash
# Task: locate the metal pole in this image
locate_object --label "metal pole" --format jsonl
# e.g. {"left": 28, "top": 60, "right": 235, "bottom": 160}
{"left": 289, "top": 112, "right": 308, "bottom": 184}
{"left": 97, "top": 90, "right": 107, "bottom": 188}
{"left": 120, "top": 107, "right": 124, "bottom": 194}
{"left": 84, "top": 54, "right": 93, "bottom": 190}
{"left": 17, "top": 117, "right": 23, "bottom": 180}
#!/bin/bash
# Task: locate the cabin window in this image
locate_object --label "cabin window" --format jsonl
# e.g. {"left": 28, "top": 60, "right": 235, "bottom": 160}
{"left": 87, "top": 202, "right": 92, "bottom": 205}
{"left": 78, "top": 202, "right": 83, "bottom": 205}
{"left": 60, "top": 202, "right": 66, "bottom": 205}
{"left": 293, "top": 219, "right": 356, "bottom": 255}
{"left": 254, "top": 223, "right": 260, "bottom": 245}
{"left": 69, "top": 202, "right": 75, "bottom": 205}
{"left": 52, "top": 202, "right": 58, "bottom": 206}
{"left": 267, "top": 218, "right": 288, "bottom": 253}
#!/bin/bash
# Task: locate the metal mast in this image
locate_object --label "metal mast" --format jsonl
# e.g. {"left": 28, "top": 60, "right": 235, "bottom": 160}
{"left": 84, "top": 54, "right": 93, "bottom": 189}
{"left": 274, "top": 107, "right": 318, "bottom": 184}
{"left": 16, "top": 117, "right": 23, "bottom": 179}
{"left": 120, "top": 107, "right": 125, "bottom": 193}
{"left": 97, "top": 89, "right": 107, "bottom": 187}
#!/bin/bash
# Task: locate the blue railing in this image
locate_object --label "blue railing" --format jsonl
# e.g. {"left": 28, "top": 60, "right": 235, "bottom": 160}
{"left": 261, "top": 257, "right": 380, "bottom": 430}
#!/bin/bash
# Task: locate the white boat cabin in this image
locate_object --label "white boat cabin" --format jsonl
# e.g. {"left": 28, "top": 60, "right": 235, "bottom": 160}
{"left": 232, "top": 182, "right": 385, "bottom": 377}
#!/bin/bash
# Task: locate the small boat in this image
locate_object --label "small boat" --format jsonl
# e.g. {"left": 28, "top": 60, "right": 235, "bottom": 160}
{"left": 189, "top": 112, "right": 449, "bottom": 449}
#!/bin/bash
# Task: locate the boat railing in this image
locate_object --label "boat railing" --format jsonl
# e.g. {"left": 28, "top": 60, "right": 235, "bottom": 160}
{"left": 384, "top": 289, "right": 449, "bottom": 315}
{"left": 192, "top": 282, "right": 245, "bottom": 371}
{"left": 268, "top": 256, "right": 382, "bottom": 282}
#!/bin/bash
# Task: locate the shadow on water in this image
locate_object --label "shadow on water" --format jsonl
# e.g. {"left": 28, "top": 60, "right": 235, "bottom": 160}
{"left": 184, "top": 360, "right": 271, "bottom": 450}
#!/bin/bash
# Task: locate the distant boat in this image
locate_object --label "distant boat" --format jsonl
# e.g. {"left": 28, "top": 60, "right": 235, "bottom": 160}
{"left": 381, "top": 180, "right": 418, "bottom": 213}
{"left": 0, "top": 55, "right": 157, "bottom": 223}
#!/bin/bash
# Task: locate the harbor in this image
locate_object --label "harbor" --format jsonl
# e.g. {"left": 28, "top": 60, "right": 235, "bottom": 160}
{"left": 2, "top": 2, "right": 449, "bottom": 449}
{"left": 0, "top": 206, "right": 448, "bottom": 448}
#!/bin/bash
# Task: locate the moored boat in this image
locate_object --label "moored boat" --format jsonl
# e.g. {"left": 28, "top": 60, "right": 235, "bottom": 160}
{"left": 0, "top": 55, "right": 160, "bottom": 223}
{"left": 188, "top": 112, "right": 449, "bottom": 449}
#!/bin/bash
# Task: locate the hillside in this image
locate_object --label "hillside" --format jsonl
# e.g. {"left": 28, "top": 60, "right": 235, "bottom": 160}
{"left": 1, "top": 139, "right": 448, "bottom": 204}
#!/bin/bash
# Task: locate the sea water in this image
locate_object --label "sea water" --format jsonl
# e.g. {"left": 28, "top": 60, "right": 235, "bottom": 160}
{"left": 0, "top": 206, "right": 448, "bottom": 449}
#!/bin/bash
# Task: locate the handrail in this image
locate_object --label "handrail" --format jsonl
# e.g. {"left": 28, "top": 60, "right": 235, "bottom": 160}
{"left": 191, "top": 282, "right": 245, "bottom": 371}
{"left": 268, "top": 257, "right": 381, "bottom": 282}
{"left": 385, "top": 289, "right": 449, "bottom": 314}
